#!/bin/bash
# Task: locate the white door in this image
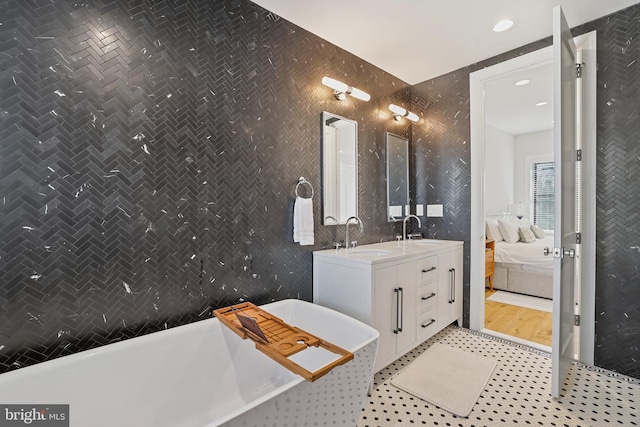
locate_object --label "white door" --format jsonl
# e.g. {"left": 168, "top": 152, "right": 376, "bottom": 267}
{"left": 551, "top": 5, "right": 578, "bottom": 399}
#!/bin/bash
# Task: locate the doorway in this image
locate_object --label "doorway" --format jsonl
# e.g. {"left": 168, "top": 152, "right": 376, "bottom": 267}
{"left": 481, "top": 52, "right": 555, "bottom": 351}
{"left": 469, "top": 31, "right": 597, "bottom": 363}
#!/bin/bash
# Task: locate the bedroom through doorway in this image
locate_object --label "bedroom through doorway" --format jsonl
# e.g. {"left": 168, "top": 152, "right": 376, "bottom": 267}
{"left": 470, "top": 31, "right": 597, "bottom": 365}
{"left": 479, "top": 51, "right": 556, "bottom": 351}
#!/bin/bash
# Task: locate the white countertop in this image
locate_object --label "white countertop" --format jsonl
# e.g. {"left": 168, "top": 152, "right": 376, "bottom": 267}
{"left": 313, "top": 239, "right": 463, "bottom": 265}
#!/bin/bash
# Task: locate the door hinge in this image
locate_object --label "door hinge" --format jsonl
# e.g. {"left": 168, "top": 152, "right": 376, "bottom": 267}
{"left": 577, "top": 149, "right": 582, "bottom": 161}
{"left": 576, "top": 232, "right": 581, "bottom": 244}
{"left": 576, "top": 63, "right": 584, "bottom": 78}
{"left": 574, "top": 314, "right": 581, "bottom": 326}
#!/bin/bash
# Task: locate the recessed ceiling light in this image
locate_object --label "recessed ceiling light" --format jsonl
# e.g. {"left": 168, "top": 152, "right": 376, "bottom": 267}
{"left": 535, "top": 101, "right": 548, "bottom": 107}
{"left": 493, "top": 19, "right": 514, "bottom": 32}
{"left": 514, "top": 79, "right": 530, "bottom": 86}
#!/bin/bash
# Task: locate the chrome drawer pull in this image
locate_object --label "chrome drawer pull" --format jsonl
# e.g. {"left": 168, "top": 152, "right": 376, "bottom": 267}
{"left": 449, "top": 268, "right": 455, "bottom": 303}
{"left": 398, "top": 287, "right": 404, "bottom": 333}
{"left": 421, "top": 292, "right": 436, "bottom": 301}
{"left": 421, "top": 266, "right": 436, "bottom": 273}
{"left": 393, "top": 288, "right": 400, "bottom": 334}
{"left": 421, "top": 319, "right": 436, "bottom": 328}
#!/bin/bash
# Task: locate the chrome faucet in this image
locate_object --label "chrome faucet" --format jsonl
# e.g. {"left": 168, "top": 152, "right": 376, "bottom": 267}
{"left": 345, "top": 216, "right": 364, "bottom": 249}
{"left": 402, "top": 214, "right": 422, "bottom": 241}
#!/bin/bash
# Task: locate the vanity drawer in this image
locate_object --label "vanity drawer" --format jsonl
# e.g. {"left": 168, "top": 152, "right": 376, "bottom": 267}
{"left": 417, "top": 256, "right": 438, "bottom": 284}
{"left": 418, "top": 308, "right": 438, "bottom": 342}
{"left": 417, "top": 282, "right": 438, "bottom": 312}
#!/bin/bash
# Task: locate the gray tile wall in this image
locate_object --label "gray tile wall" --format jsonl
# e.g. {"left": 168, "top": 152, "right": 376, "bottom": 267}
{"left": 411, "top": 4, "right": 640, "bottom": 379}
{"left": 0, "top": 0, "right": 410, "bottom": 373}
{"left": 576, "top": 5, "right": 640, "bottom": 381}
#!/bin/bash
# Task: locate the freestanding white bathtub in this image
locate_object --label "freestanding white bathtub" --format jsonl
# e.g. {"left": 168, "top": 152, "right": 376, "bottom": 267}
{"left": 0, "top": 299, "right": 379, "bottom": 426}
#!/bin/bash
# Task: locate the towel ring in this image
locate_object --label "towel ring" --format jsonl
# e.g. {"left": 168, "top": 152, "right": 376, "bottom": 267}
{"left": 295, "top": 177, "right": 314, "bottom": 199}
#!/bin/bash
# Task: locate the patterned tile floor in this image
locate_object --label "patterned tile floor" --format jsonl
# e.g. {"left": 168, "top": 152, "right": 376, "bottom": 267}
{"left": 359, "top": 326, "right": 640, "bottom": 426}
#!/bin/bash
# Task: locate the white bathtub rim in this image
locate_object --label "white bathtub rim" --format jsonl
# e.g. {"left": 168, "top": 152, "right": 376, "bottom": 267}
{"left": 0, "top": 299, "right": 379, "bottom": 427}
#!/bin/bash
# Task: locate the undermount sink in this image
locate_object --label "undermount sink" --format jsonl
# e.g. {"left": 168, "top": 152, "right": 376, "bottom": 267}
{"left": 348, "top": 249, "right": 392, "bottom": 256}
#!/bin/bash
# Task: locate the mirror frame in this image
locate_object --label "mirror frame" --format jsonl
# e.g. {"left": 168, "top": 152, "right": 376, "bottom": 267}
{"left": 321, "top": 112, "right": 359, "bottom": 225}
{"left": 386, "top": 132, "right": 409, "bottom": 222}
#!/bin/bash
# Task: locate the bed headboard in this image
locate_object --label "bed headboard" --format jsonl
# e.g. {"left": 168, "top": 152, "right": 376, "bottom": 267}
{"left": 486, "top": 212, "right": 513, "bottom": 220}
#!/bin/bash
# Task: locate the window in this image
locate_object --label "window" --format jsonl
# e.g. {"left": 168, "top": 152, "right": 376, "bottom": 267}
{"left": 532, "top": 162, "right": 554, "bottom": 230}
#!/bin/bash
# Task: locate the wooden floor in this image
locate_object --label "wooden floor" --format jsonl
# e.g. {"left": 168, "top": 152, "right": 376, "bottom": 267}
{"left": 484, "top": 288, "right": 553, "bottom": 347}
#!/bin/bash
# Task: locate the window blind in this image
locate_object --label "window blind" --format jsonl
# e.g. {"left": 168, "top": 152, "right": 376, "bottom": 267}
{"left": 532, "top": 162, "right": 554, "bottom": 230}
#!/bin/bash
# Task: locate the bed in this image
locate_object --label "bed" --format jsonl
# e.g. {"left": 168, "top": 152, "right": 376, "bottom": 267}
{"left": 487, "top": 216, "right": 553, "bottom": 300}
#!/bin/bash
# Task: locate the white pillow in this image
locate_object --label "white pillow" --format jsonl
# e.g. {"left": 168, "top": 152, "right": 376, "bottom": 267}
{"left": 519, "top": 226, "right": 536, "bottom": 243}
{"left": 485, "top": 219, "right": 504, "bottom": 242}
{"left": 497, "top": 218, "right": 520, "bottom": 243}
{"left": 531, "top": 224, "right": 545, "bottom": 239}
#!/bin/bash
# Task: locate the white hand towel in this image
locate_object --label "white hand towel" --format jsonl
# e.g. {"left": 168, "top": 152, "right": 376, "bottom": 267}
{"left": 293, "top": 196, "right": 314, "bottom": 246}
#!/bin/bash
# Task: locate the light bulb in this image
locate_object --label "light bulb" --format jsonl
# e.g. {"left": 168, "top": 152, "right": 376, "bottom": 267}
{"left": 388, "top": 104, "right": 407, "bottom": 116}
{"left": 349, "top": 87, "right": 371, "bottom": 102}
{"left": 406, "top": 112, "right": 419, "bottom": 123}
{"left": 321, "top": 76, "right": 348, "bottom": 93}
{"left": 322, "top": 76, "right": 369, "bottom": 102}
{"left": 389, "top": 104, "right": 419, "bottom": 123}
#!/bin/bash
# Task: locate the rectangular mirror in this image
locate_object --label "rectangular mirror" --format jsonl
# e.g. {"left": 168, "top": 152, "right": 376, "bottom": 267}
{"left": 386, "top": 132, "right": 409, "bottom": 221}
{"left": 322, "top": 112, "right": 358, "bottom": 225}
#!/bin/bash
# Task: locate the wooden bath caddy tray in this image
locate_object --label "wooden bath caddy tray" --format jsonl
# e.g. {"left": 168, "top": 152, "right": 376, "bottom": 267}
{"left": 213, "top": 302, "right": 353, "bottom": 382}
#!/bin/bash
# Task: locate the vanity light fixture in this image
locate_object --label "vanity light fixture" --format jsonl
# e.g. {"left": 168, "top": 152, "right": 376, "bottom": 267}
{"left": 389, "top": 104, "right": 419, "bottom": 123}
{"left": 321, "top": 76, "right": 371, "bottom": 102}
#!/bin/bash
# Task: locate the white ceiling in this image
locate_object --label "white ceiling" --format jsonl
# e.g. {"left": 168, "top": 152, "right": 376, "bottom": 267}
{"left": 250, "top": 0, "right": 637, "bottom": 85}
{"left": 484, "top": 62, "right": 554, "bottom": 135}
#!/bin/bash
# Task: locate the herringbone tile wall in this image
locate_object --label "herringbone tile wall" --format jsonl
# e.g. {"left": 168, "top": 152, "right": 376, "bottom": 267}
{"left": 412, "top": 4, "right": 640, "bottom": 379}
{"left": 0, "top": 0, "right": 410, "bottom": 373}
{"left": 575, "top": 5, "right": 640, "bottom": 381}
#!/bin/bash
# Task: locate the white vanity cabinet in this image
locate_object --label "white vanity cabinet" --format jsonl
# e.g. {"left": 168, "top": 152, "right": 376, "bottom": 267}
{"left": 437, "top": 247, "right": 464, "bottom": 329}
{"left": 313, "top": 240, "right": 463, "bottom": 373}
{"left": 372, "top": 261, "right": 417, "bottom": 369}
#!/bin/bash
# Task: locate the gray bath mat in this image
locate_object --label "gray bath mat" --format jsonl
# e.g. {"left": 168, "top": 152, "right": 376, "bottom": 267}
{"left": 391, "top": 343, "right": 497, "bottom": 417}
